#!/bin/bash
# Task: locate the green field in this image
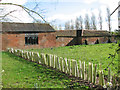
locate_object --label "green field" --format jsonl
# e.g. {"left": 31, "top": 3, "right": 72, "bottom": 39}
{"left": 2, "top": 43, "right": 119, "bottom": 88}
{"left": 2, "top": 52, "right": 88, "bottom": 89}
{"left": 29, "top": 43, "right": 119, "bottom": 75}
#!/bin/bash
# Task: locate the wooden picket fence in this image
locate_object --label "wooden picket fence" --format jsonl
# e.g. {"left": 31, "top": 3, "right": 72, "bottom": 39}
{"left": 7, "top": 48, "right": 120, "bottom": 89}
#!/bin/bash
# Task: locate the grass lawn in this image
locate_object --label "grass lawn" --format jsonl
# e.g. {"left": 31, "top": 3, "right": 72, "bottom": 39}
{"left": 29, "top": 43, "right": 119, "bottom": 75}
{"left": 2, "top": 52, "right": 88, "bottom": 89}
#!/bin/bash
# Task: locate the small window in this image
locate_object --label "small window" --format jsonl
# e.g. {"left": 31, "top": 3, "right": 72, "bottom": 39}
{"left": 25, "top": 33, "right": 38, "bottom": 45}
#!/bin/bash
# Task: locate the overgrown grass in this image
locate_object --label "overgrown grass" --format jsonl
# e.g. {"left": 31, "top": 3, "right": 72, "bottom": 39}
{"left": 29, "top": 43, "right": 119, "bottom": 75}
{"left": 2, "top": 52, "right": 88, "bottom": 89}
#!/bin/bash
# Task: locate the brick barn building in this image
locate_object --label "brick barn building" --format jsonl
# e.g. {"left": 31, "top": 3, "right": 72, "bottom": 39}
{"left": 0, "top": 22, "right": 116, "bottom": 51}
{"left": 0, "top": 22, "right": 56, "bottom": 50}
{"left": 56, "top": 30, "right": 115, "bottom": 46}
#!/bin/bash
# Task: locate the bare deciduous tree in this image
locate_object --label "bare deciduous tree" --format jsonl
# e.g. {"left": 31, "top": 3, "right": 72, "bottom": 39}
{"left": 65, "top": 21, "right": 70, "bottom": 30}
{"left": 75, "top": 17, "right": 79, "bottom": 30}
{"left": 85, "top": 14, "right": 90, "bottom": 30}
{"left": 58, "top": 24, "right": 62, "bottom": 30}
{"left": 79, "top": 16, "right": 83, "bottom": 30}
{"left": 70, "top": 20, "right": 74, "bottom": 30}
{"left": 91, "top": 13, "right": 97, "bottom": 30}
{"left": 75, "top": 16, "right": 83, "bottom": 30}
{"left": 98, "top": 10, "right": 102, "bottom": 30}
{"left": 106, "top": 7, "right": 111, "bottom": 32}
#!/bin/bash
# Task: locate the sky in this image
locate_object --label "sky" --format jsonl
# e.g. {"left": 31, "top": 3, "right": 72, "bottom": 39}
{"left": 0, "top": 0, "right": 119, "bottom": 31}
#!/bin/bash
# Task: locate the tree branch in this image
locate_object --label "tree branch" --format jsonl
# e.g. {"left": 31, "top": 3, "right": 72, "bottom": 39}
{"left": 0, "top": 3, "right": 47, "bottom": 23}
{"left": 0, "top": 10, "right": 17, "bottom": 18}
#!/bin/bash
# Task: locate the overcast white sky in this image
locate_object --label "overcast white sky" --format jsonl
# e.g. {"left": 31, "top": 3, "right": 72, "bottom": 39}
{"left": 0, "top": 0, "right": 119, "bottom": 31}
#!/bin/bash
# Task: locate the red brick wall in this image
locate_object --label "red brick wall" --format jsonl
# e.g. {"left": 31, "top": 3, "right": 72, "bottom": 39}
{"left": 2, "top": 33, "right": 25, "bottom": 50}
{"left": 2, "top": 32, "right": 56, "bottom": 50}
{"left": 55, "top": 30, "right": 82, "bottom": 46}
{"left": 56, "top": 37, "right": 74, "bottom": 47}
{"left": 1, "top": 30, "right": 116, "bottom": 51}
{"left": 56, "top": 37, "right": 82, "bottom": 47}
{"left": 81, "top": 37, "right": 114, "bottom": 45}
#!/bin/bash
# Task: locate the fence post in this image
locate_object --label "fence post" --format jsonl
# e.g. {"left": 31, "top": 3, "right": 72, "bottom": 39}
{"left": 71, "top": 60, "right": 76, "bottom": 77}
{"left": 75, "top": 60, "right": 78, "bottom": 77}
{"left": 50, "top": 54, "right": 53, "bottom": 67}
{"left": 79, "top": 61, "right": 82, "bottom": 78}
{"left": 40, "top": 53, "right": 43, "bottom": 64}
{"left": 62, "top": 58, "right": 65, "bottom": 73}
{"left": 64, "top": 58, "right": 69, "bottom": 74}
{"left": 17, "top": 50, "right": 19, "bottom": 56}
{"left": 48, "top": 54, "right": 51, "bottom": 67}
{"left": 7, "top": 48, "right": 10, "bottom": 52}
{"left": 85, "top": 64, "right": 88, "bottom": 80}
{"left": 40, "top": 53, "right": 44, "bottom": 64}
{"left": 102, "top": 70, "right": 105, "bottom": 86}
{"left": 108, "top": 68, "right": 111, "bottom": 82}
{"left": 37, "top": 52, "right": 41, "bottom": 64}
{"left": 93, "top": 64, "right": 97, "bottom": 84}
{"left": 68, "top": 59, "right": 71, "bottom": 76}
{"left": 19, "top": 50, "right": 22, "bottom": 57}
{"left": 89, "top": 62, "right": 93, "bottom": 83}
{"left": 82, "top": 61, "right": 85, "bottom": 80}
{"left": 32, "top": 52, "right": 40, "bottom": 63}
{"left": 13, "top": 48, "right": 15, "bottom": 53}
{"left": 11, "top": 48, "right": 14, "bottom": 53}
{"left": 55, "top": 55, "right": 57, "bottom": 69}
{"left": 76, "top": 61, "right": 79, "bottom": 77}
{"left": 46, "top": 54, "right": 49, "bottom": 66}
{"left": 59, "top": 57, "right": 63, "bottom": 71}
{"left": 53, "top": 55, "right": 56, "bottom": 68}
{"left": 22, "top": 51, "right": 26, "bottom": 59}
{"left": 31, "top": 52, "right": 34, "bottom": 61}
{"left": 99, "top": 70, "right": 103, "bottom": 86}
{"left": 112, "top": 74, "right": 116, "bottom": 88}
{"left": 43, "top": 54, "right": 47, "bottom": 65}
{"left": 55, "top": 56, "right": 60, "bottom": 70}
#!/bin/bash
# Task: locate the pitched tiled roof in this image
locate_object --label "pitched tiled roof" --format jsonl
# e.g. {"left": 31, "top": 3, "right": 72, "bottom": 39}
{"left": 82, "top": 30, "right": 110, "bottom": 36}
{"left": 1, "top": 22, "right": 55, "bottom": 33}
{"left": 56, "top": 30, "right": 111, "bottom": 37}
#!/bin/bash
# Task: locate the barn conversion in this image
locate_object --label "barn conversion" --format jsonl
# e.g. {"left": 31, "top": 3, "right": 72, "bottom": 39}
{"left": 0, "top": 22, "right": 56, "bottom": 50}
{"left": 0, "top": 22, "right": 116, "bottom": 51}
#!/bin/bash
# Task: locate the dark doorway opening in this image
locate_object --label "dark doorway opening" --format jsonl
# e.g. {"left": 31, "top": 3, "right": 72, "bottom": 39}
{"left": 77, "top": 30, "right": 82, "bottom": 37}
{"left": 107, "top": 38, "right": 112, "bottom": 43}
{"left": 84, "top": 40, "right": 88, "bottom": 45}
{"left": 95, "top": 39, "right": 99, "bottom": 44}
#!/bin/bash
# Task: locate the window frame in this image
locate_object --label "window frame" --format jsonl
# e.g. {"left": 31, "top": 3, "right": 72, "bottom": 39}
{"left": 25, "top": 33, "right": 39, "bottom": 45}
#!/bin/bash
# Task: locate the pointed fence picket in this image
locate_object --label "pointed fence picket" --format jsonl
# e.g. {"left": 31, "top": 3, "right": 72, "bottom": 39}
{"left": 79, "top": 61, "right": 82, "bottom": 78}
{"left": 82, "top": 61, "right": 85, "bottom": 80}
{"left": 59, "top": 57, "right": 63, "bottom": 71}
{"left": 7, "top": 48, "right": 119, "bottom": 89}
{"left": 93, "top": 64, "right": 97, "bottom": 84}
{"left": 71, "top": 60, "right": 76, "bottom": 77}
{"left": 64, "top": 58, "right": 69, "bottom": 74}
{"left": 62, "top": 58, "right": 65, "bottom": 73}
